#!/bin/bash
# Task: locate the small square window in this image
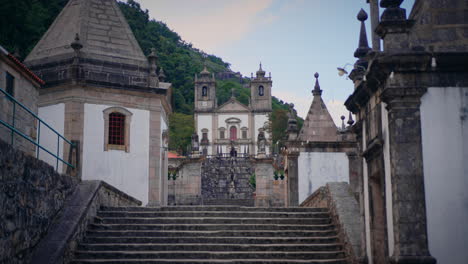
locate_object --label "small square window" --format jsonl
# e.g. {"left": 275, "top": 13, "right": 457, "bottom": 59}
{"left": 220, "top": 131, "right": 225, "bottom": 139}
{"left": 6, "top": 72, "right": 14, "bottom": 96}
{"left": 242, "top": 130, "right": 247, "bottom": 139}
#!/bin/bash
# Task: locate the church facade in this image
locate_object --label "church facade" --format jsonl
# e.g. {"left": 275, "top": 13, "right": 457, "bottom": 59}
{"left": 194, "top": 64, "right": 272, "bottom": 156}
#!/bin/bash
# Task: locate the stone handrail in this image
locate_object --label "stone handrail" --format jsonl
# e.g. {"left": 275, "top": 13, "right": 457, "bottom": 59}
{"left": 301, "top": 182, "right": 363, "bottom": 264}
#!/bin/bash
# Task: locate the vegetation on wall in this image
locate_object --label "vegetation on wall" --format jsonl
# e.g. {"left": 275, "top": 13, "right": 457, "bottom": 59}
{"left": 0, "top": 0, "right": 303, "bottom": 153}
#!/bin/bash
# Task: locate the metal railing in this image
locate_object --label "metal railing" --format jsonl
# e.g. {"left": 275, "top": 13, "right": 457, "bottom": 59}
{"left": 0, "top": 88, "right": 75, "bottom": 170}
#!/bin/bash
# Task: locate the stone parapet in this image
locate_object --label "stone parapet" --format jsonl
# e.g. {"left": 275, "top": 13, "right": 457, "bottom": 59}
{"left": 301, "top": 182, "right": 363, "bottom": 264}
{"left": 30, "top": 180, "right": 141, "bottom": 264}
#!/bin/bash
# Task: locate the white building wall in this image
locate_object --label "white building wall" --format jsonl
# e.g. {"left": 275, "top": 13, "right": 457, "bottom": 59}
{"left": 160, "top": 113, "right": 168, "bottom": 205}
{"left": 381, "top": 102, "right": 394, "bottom": 256}
{"left": 82, "top": 103, "right": 150, "bottom": 204}
{"left": 197, "top": 114, "right": 212, "bottom": 155}
{"left": 38, "top": 103, "right": 65, "bottom": 172}
{"left": 218, "top": 114, "right": 249, "bottom": 131}
{"left": 297, "top": 152, "right": 349, "bottom": 204}
{"left": 420, "top": 87, "right": 468, "bottom": 264}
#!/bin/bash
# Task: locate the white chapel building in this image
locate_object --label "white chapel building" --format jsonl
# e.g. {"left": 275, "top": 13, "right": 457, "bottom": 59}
{"left": 194, "top": 64, "right": 272, "bottom": 156}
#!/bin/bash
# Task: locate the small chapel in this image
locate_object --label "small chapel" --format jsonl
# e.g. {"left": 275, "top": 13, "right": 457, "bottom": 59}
{"left": 193, "top": 64, "right": 272, "bottom": 156}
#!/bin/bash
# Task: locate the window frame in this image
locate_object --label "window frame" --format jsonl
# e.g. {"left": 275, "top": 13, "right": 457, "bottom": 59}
{"left": 5, "top": 71, "right": 15, "bottom": 96}
{"left": 103, "top": 107, "right": 133, "bottom": 152}
{"left": 258, "top": 85, "right": 264, "bottom": 96}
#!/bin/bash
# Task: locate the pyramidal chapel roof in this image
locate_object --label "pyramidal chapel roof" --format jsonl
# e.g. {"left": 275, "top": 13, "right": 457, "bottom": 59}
{"left": 25, "top": 0, "right": 147, "bottom": 66}
{"left": 298, "top": 73, "right": 338, "bottom": 142}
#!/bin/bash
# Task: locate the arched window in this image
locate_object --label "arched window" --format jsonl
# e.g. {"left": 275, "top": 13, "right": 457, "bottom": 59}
{"left": 103, "top": 107, "right": 133, "bottom": 152}
{"left": 230, "top": 126, "right": 237, "bottom": 140}
{"left": 258, "top": 85, "right": 264, "bottom": 96}
{"left": 202, "top": 86, "right": 208, "bottom": 96}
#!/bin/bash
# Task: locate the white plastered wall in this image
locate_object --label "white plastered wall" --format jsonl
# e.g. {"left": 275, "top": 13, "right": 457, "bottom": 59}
{"left": 297, "top": 152, "right": 349, "bottom": 204}
{"left": 82, "top": 103, "right": 150, "bottom": 204}
{"left": 38, "top": 103, "right": 65, "bottom": 172}
{"left": 160, "top": 113, "right": 168, "bottom": 205}
{"left": 218, "top": 113, "right": 249, "bottom": 136}
{"left": 420, "top": 87, "right": 468, "bottom": 264}
{"left": 197, "top": 114, "right": 212, "bottom": 155}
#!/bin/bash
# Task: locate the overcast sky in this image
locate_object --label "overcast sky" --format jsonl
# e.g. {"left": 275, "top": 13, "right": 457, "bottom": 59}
{"left": 136, "top": 0, "right": 415, "bottom": 125}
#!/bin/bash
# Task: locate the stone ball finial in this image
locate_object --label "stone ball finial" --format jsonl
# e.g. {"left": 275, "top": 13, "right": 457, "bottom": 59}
{"left": 314, "top": 72, "right": 319, "bottom": 79}
{"left": 71, "top": 33, "right": 83, "bottom": 51}
{"left": 341, "top": 115, "right": 345, "bottom": 121}
{"left": 357, "top": 9, "right": 368, "bottom": 22}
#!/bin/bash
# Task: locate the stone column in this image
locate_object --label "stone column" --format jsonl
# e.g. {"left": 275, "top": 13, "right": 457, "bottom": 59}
{"left": 382, "top": 87, "right": 436, "bottom": 264}
{"left": 254, "top": 158, "right": 274, "bottom": 207}
{"left": 346, "top": 151, "right": 361, "bottom": 196}
{"left": 286, "top": 152, "right": 299, "bottom": 206}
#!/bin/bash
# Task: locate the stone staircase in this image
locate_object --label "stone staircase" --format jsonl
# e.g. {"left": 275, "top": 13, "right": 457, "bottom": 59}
{"left": 71, "top": 206, "right": 348, "bottom": 264}
{"left": 201, "top": 157, "right": 254, "bottom": 206}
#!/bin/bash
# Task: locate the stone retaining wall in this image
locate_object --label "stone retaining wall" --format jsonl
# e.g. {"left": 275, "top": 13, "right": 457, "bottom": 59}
{"left": 0, "top": 139, "right": 79, "bottom": 264}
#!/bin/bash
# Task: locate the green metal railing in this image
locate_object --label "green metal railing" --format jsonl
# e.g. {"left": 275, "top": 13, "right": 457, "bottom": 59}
{"left": 0, "top": 88, "right": 75, "bottom": 170}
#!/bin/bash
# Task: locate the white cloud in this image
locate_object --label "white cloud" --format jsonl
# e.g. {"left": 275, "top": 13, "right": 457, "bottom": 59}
{"left": 139, "top": 0, "right": 275, "bottom": 53}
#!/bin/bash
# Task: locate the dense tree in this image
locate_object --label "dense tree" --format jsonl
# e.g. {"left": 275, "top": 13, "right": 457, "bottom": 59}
{"left": 168, "top": 113, "right": 194, "bottom": 154}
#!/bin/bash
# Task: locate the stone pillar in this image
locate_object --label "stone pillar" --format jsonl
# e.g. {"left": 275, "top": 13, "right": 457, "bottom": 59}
{"left": 382, "top": 87, "right": 436, "bottom": 264}
{"left": 346, "top": 151, "right": 362, "bottom": 196}
{"left": 286, "top": 152, "right": 299, "bottom": 206}
{"left": 254, "top": 158, "right": 274, "bottom": 207}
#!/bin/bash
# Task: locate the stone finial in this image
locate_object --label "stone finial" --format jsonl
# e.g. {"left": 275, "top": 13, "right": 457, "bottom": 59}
{"left": 70, "top": 33, "right": 83, "bottom": 52}
{"left": 200, "top": 61, "right": 210, "bottom": 76}
{"left": 354, "top": 9, "right": 371, "bottom": 59}
{"left": 158, "top": 67, "right": 166, "bottom": 82}
{"left": 380, "top": 0, "right": 406, "bottom": 21}
{"left": 347, "top": 112, "right": 355, "bottom": 125}
{"left": 312, "top": 72, "right": 322, "bottom": 96}
{"left": 341, "top": 115, "right": 346, "bottom": 130}
{"left": 256, "top": 62, "right": 266, "bottom": 78}
{"left": 147, "top": 48, "right": 159, "bottom": 88}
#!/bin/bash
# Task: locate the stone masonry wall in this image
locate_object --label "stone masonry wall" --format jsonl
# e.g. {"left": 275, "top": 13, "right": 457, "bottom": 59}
{"left": 0, "top": 139, "right": 79, "bottom": 264}
{"left": 0, "top": 59, "right": 39, "bottom": 156}
{"left": 255, "top": 160, "right": 286, "bottom": 207}
{"left": 168, "top": 160, "right": 202, "bottom": 205}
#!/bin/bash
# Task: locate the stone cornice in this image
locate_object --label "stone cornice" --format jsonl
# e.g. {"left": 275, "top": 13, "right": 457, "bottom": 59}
{"left": 345, "top": 51, "right": 468, "bottom": 113}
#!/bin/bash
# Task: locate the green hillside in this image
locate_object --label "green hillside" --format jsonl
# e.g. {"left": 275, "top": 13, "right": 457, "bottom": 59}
{"left": 0, "top": 0, "right": 302, "bottom": 152}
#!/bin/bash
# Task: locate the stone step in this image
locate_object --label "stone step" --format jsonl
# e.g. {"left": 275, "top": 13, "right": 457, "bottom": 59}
{"left": 72, "top": 259, "right": 348, "bottom": 264}
{"left": 100, "top": 206, "right": 328, "bottom": 212}
{"left": 201, "top": 199, "right": 254, "bottom": 206}
{"left": 83, "top": 236, "right": 340, "bottom": 245}
{"left": 77, "top": 243, "right": 343, "bottom": 252}
{"left": 88, "top": 223, "right": 335, "bottom": 231}
{"left": 86, "top": 230, "right": 338, "bottom": 238}
{"left": 96, "top": 211, "right": 330, "bottom": 218}
{"left": 99, "top": 217, "right": 331, "bottom": 225}
{"left": 74, "top": 251, "right": 346, "bottom": 260}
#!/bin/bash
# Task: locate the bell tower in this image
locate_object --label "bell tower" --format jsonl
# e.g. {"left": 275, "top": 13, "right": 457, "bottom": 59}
{"left": 250, "top": 63, "right": 272, "bottom": 112}
{"left": 194, "top": 63, "right": 217, "bottom": 112}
